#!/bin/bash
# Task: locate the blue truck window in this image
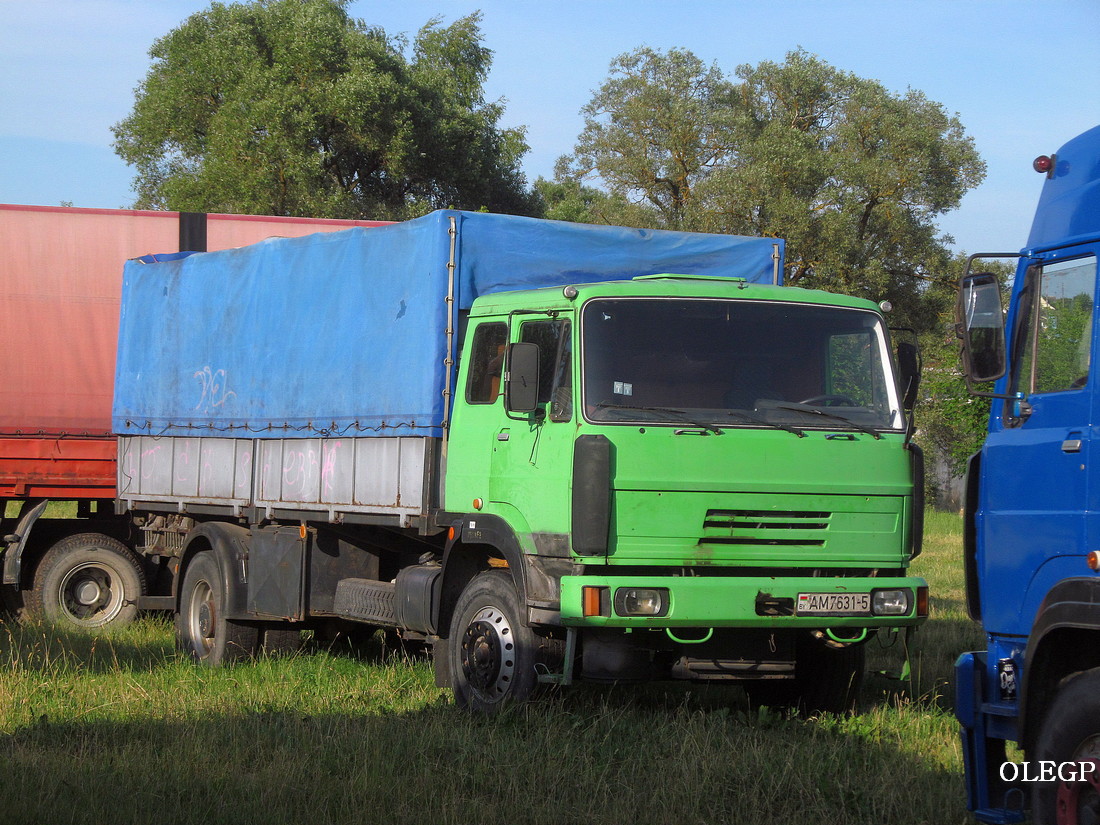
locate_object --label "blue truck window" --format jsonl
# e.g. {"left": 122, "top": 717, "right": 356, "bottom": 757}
{"left": 1013, "top": 255, "right": 1096, "bottom": 395}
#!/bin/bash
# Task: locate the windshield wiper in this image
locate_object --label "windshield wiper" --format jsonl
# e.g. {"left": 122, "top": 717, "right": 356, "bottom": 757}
{"left": 772, "top": 403, "right": 882, "bottom": 440}
{"left": 724, "top": 410, "right": 806, "bottom": 438}
{"left": 594, "top": 401, "right": 723, "bottom": 435}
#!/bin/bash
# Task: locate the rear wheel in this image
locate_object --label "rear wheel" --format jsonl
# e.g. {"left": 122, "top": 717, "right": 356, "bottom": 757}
{"left": 26, "top": 533, "right": 145, "bottom": 629}
{"left": 176, "top": 552, "right": 258, "bottom": 665}
{"left": 1032, "top": 668, "right": 1100, "bottom": 825}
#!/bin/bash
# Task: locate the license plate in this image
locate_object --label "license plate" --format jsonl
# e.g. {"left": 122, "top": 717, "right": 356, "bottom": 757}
{"left": 796, "top": 592, "right": 871, "bottom": 616}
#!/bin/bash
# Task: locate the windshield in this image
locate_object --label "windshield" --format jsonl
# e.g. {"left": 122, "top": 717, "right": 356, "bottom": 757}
{"left": 581, "top": 298, "right": 903, "bottom": 433}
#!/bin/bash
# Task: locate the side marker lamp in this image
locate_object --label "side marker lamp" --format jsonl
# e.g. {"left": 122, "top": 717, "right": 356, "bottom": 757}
{"left": 582, "top": 586, "right": 609, "bottom": 617}
{"left": 1088, "top": 551, "right": 1100, "bottom": 571}
{"left": 1033, "top": 154, "right": 1055, "bottom": 177}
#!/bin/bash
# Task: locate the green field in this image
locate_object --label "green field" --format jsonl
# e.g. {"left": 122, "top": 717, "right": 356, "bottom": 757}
{"left": 0, "top": 511, "right": 982, "bottom": 825}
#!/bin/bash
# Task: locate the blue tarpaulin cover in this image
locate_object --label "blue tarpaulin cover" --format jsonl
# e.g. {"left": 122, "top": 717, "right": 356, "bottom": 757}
{"left": 113, "top": 209, "right": 784, "bottom": 438}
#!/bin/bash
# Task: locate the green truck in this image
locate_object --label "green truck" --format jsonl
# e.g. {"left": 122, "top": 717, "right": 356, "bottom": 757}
{"left": 111, "top": 210, "right": 927, "bottom": 712}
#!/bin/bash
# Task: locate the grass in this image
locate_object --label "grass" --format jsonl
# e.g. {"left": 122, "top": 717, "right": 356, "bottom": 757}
{"left": 0, "top": 512, "right": 982, "bottom": 825}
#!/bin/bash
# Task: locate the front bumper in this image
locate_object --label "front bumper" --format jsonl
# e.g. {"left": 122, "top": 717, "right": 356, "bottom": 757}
{"left": 559, "top": 573, "right": 927, "bottom": 628}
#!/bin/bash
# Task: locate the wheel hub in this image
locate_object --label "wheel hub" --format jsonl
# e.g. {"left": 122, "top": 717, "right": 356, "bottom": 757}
{"left": 198, "top": 602, "right": 213, "bottom": 637}
{"left": 75, "top": 579, "right": 103, "bottom": 606}
{"left": 187, "top": 579, "right": 217, "bottom": 655}
{"left": 460, "top": 606, "right": 515, "bottom": 699}
{"left": 58, "top": 563, "right": 119, "bottom": 625}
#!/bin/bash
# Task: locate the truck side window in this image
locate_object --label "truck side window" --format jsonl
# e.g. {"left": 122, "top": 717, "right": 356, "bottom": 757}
{"left": 466, "top": 322, "right": 508, "bottom": 404}
{"left": 1013, "top": 255, "right": 1097, "bottom": 395}
{"left": 520, "top": 319, "right": 573, "bottom": 422}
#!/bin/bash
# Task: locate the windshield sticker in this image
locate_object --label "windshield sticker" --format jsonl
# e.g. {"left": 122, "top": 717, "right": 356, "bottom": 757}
{"left": 613, "top": 381, "right": 633, "bottom": 396}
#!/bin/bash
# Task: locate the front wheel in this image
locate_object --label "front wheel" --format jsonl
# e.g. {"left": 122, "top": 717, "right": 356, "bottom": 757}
{"left": 176, "top": 552, "right": 258, "bottom": 665}
{"left": 26, "top": 533, "right": 146, "bottom": 629}
{"left": 447, "top": 570, "right": 559, "bottom": 712}
{"left": 1032, "top": 667, "right": 1100, "bottom": 825}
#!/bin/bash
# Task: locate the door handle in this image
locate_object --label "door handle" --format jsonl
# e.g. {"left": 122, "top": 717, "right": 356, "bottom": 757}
{"left": 1062, "top": 438, "right": 1083, "bottom": 453}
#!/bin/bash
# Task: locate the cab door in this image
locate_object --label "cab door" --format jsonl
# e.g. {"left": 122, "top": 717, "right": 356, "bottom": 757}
{"left": 978, "top": 249, "right": 1098, "bottom": 636}
{"left": 488, "top": 316, "right": 575, "bottom": 539}
{"left": 444, "top": 319, "right": 508, "bottom": 512}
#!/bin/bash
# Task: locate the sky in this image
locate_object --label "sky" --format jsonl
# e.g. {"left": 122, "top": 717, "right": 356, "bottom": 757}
{"left": 1, "top": 0, "right": 1098, "bottom": 255}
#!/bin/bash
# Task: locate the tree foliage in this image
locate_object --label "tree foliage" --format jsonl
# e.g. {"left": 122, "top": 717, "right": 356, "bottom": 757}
{"left": 551, "top": 47, "right": 986, "bottom": 332}
{"left": 112, "top": 0, "right": 538, "bottom": 219}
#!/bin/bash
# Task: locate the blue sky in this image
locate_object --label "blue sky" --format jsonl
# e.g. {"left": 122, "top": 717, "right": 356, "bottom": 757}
{"left": 1, "top": 0, "right": 1097, "bottom": 254}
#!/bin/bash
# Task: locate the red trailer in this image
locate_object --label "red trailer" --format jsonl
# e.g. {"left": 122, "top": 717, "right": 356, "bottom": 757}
{"left": 0, "top": 205, "right": 387, "bottom": 625}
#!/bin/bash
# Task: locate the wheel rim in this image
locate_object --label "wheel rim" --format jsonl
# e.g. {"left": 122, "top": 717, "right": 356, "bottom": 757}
{"left": 1057, "top": 735, "right": 1100, "bottom": 825}
{"left": 57, "top": 562, "right": 126, "bottom": 627}
{"left": 186, "top": 578, "right": 217, "bottom": 658}
{"left": 459, "top": 605, "right": 515, "bottom": 703}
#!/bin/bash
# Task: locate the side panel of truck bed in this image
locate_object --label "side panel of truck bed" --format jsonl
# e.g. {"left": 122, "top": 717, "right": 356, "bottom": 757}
{"left": 118, "top": 435, "right": 432, "bottom": 524}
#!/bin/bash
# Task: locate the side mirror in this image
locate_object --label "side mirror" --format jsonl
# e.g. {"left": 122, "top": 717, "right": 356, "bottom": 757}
{"left": 504, "top": 342, "right": 540, "bottom": 413}
{"left": 896, "top": 340, "right": 920, "bottom": 411}
{"left": 956, "top": 272, "right": 1007, "bottom": 383}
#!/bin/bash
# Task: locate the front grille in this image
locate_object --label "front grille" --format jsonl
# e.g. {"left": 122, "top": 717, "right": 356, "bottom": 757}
{"left": 700, "top": 509, "right": 830, "bottom": 548}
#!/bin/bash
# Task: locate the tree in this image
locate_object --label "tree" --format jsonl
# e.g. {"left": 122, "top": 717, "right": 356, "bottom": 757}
{"left": 112, "top": 0, "right": 538, "bottom": 219}
{"left": 913, "top": 256, "right": 1014, "bottom": 505}
{"left": 553, "top": 47, "right": 986, "bottom": 332}
{"left": 556, "top": 47, "right": 736, "bottom": 229}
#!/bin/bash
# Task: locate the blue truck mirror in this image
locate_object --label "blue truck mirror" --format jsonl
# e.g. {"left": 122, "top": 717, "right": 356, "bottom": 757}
{"left": 956, "top": 272, "right": 1007, "bottom": 383}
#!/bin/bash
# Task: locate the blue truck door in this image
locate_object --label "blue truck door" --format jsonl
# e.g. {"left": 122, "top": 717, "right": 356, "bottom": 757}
{"left": 978, "top": 250, "right": 1098, "bottom": 636}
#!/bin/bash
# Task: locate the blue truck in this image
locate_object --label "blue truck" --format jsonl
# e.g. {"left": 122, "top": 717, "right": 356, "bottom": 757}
{"left": 956, "top": 124, "right": 1100, "bottom": 824}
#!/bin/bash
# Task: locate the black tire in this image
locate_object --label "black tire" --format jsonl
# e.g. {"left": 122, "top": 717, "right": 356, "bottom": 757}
{"left": 744, "top": 632, "right": 865, "bottom": 716}
{"left": 259, "top": 627, "right": 301, "bottom": 655}
{"left": 1031, "top": 667, "right": 1100, "bottom": 825}
{"left": 175, "top": 552, "right": 258, "bottom": 665}
{"left": 447, "top": 570, "right": 560, "bottom": 712}
{"left": 25, "top": 533, "right": 145, "bottom": 629}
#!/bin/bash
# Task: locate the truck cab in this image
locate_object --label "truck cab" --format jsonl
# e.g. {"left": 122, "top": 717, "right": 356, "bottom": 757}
{"left": 442, "top": 274, "right": 927, "bottom": 710}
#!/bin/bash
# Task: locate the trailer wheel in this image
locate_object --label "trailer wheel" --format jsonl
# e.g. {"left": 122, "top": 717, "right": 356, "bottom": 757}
{"left": 25, "top": 533, "right": 145, "bottom": 629}
{"left": 176, "top": 552, "right": 258, "bottom": 665}
{"left": 1032, "top": 667, "right": 1100, "bottom": 825}
{"left": 448, "top": 570, "right": 555, "bottom": 712}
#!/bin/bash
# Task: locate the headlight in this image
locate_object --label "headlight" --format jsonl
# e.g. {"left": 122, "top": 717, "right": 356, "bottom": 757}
{"left": 871, "top": 588, "right": 911, "bottom": 616}
{"left": 614, "top": 587, "right": 669, "bottom": 617}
